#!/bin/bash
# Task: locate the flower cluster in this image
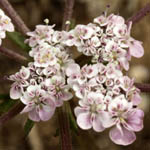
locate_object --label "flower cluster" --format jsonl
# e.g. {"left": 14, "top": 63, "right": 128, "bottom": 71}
{"left": 9, "top": 24, "right": 74, "bottom": 121}
{"left": 63, "top": 13, "right": 144, "bottom": 145}
{"left": 0, "top": 9, "right": 14, "bottom": 45}
{"left": 8, "top": 12, "right": 144, "bottom": 146}
{"left": 66, "top": 62, "right": 144, "bottom": 145}
{"left": 64, "top": 14, "right": 144, "bottom": 70}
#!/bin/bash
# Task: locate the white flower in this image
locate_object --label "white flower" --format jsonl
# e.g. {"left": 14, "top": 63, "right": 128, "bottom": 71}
{"left": 0, "top": 8, "right": 14, "bottom": 46}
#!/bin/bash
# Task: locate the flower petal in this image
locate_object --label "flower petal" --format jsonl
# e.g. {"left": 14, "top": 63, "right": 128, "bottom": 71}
{"left": 62, "top": 91, "right": 73, "bottom": 101}
{"left": 125, "top": 109, "right": 144, "bottom": 132}
{"left": 10, "top": 84, "right": 22, "bottom": 99}
{"left": 92, "top": 115, "right": 105, "bottom": 132}
{"left": 29, "top": 108, "right": 40, "bottom": 122}
{"left": 109, "top": 126, "right": 136, "bottom": 145}
{"left": 20, "top": 104, "right": 34, "bottom": 113}
{"left": 66, "top": 63, "right": 80, "bottom": 76}
{"left": 100, "top": 111, "right": 115, "bottom": 128}
{"left": 129, "top": 39, "right": 144, "bottom": 58}
{"left": 74, "top": 106, "right": 88, "bottom": 117}
{"left": 77, "top": 112, "right": 92, "bottom": 130}
{"left": 131, "top": 92, "right": 142, "bottom": 105}
{"left": 38, "top": 105, "right": 55, "bottom": 121}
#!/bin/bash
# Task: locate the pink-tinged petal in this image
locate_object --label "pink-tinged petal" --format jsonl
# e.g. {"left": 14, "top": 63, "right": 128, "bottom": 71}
{"left": 55, "top": 99, "right": 63, "bottom": 107}
{"left": 20, "top": 92, "right": 32, "bottom": 105}
{"left": 129, "top": 39, "right": 144, "bottom": 58}
{"left": 109, "top": 126, "right": 136, "bottom": 146}
{"left": 38, "top": 105, "right": 55, "bottom": 121}
{"left": 0, "top": 31, "right": 6, "bottom": 38}
{"left": 66, "top": 63, "right": 80, "bottom": 76}
{"left": 77, "top": 112, "right": 92, "bottom": 130}
{"left": 111, "top": 15, "right": 125, "bottom": 25}
{"left": 74, "top": 106, "right": 88, "bottom": 117}
{"left": 10, "top": 84, "right": 22, "bottom": 99}
{"left": 20, "top": 66, "right": 30, "bottom": 79}
{"left": 131, "top": 92, "right": 142, "bottom": 105}
{"left": 87, "top": 92, "right": 104, "bottom": 103}
{"left": 20, "top": 104, "right": 34, "bottom": 113}
{"left": 75, "top": 90, "right": 84, "bottom": 99}
{"left": 62, "top": 91, "right": 73, "bottom": 101}
{"left": 7, "top": 23, "right": 14, "bottom": 32}
{"left": 27, "top": 85, "right": 38, "bottom": 96}
{"left": 125, "top": 109, "right": 144, "bottom": 132}
{"left": 92, "top": 115, "right": 105, "bottom": 132}
{"left": 100, "top": 111, "right": 115, "bottom": 128}
{"left": 43, "top": 96, "right": 55, "bottom": 107}
{"left": 119, "top": 57, "right": 129, "bottom": 71}
{"left": 127, "top": 21, "right": 132, "bottom": 35}
{"left": 28, "top": 108, "right": 40, "bottom": 122}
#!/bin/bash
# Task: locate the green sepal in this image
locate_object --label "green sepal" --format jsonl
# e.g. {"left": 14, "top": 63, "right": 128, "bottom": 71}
{"left": 24, "top": 119, "right": 34, "bottom": 137}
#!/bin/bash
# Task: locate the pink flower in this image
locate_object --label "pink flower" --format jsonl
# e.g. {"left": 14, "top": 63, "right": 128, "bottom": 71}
{"left": 10, "top": 82, "right": 23, "bottom": 99}
{"left": 126, "top": 22, "right": 144, "bottom": 58}
{"left": 74, "top": 25, "right": 94, "bottom": 40}
{"left": 66, "top": 63, "right": 81, "bottom": 85}
{"left": 26, "top": 24, "right": 54, "bottom": 47}
{"left": 128, "top": 38, "right": 144, "bottom": 58}
{"left": 20, "top": 85, "right": 56, "bottom": 121}
{"left": 104, "top": 96, "right": 144, "bottom": 145}
{"left": 0, "top": 9, "right": 14, "bottom": 46}
{"left": 74, "top": 92, "right": 108, "bottom": 132}
{"left": 93, "top": 15, "right": 108, "bottom": 26}
{"left": 45, "top": 75, "right": 73, "bottom": 107}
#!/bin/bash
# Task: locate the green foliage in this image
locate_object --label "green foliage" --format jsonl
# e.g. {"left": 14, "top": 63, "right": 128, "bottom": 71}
{"left": 24, "top": 119, "right": 34, "bottom": 137}
{"left": 54, "top": 128, "right": 60, "bottom": 137}
{"left": 0, "top": 94, "right": 10, "bottom": 100}
{"left": 68, "top": 104, "right": 78, "bottom": 134}
{"left": 7, "top": 31, "right": 30, "bottom": 51}
{"left": 0, "top": 96, "right": 17, "bottom": 114}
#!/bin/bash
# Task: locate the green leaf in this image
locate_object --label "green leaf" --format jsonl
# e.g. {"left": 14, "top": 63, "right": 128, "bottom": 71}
{"left": 54, "top": 128, "right": 60, "bottom": 137}
{"left": 0, "top": 94, "right": 10, "bottom": 100}
{"left": 68, "top": 104, "right": 78, "bottom": 134}
{"left": 0, "top": 99, "right": 17, "bottom": 114}
{"left": 24, "top": 119, "right": 34, "bottom": 137}
{"left": 7, "top": 32, "right": 30, "bottom": 51}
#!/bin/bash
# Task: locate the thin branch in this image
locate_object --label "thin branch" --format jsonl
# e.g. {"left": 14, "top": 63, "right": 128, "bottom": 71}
{"left": 0, "top": 102, "right": 24, "bottom": 126}
{"left": 135, "top": 83, "right": 150, "bottom": 93}
{"left": 126, "top": 3, "right": 150, "bottom": 25}
{"left": 62, "top": 0, "right": 75, "bottom": 31}
{"left": 0, "top": 0, "right": 30, "bottom": 35}
{"left": 58, "top": 103, "right": 72, "bottom": 150}
{"left": 0, "top": 47, "right": 28, "bottom": 64}
{"left": 58, "top": 1, "right": 75, "bottom": 150}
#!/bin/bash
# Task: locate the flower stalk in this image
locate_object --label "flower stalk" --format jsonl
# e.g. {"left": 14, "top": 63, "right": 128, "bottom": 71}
{"left": 58, "top": 102, "right": 72, "bottom": 150}
{"left": 126, "top": 3, "right": 150, "bottom": 25}
{"left": 58, "top": 0, "right": 75, "bottom": 150}
{"left": 0, "top": 0, "right": 30, "bottom": 35}
{"left": 0, "top": 102, "right": 24, "bottom": 126}
{"left": 135, "top": 83, "right": 150, "bottom": 93}
{"left": 0, "top": 47, "right": 28, "bottom": 64}
{"left": 62, "top": 0, "right": 75, "bottom": 31}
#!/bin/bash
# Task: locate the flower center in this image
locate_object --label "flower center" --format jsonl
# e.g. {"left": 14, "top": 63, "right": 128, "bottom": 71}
{"left": 40, "top": 53, "right": 51, "bottom": 63}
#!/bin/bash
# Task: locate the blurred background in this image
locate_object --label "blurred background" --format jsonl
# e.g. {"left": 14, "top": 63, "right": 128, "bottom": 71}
{"left": 0, "top": 0, "right": 150, "bottom": 149}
